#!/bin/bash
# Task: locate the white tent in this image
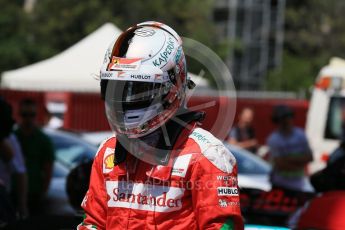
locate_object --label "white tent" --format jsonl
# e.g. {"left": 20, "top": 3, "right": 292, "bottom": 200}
{"left": 1, "top": 23, "right": 122, "bottom": 92}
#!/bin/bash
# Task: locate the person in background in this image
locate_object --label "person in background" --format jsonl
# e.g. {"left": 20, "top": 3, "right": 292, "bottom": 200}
{"left": 267, "top": 105, "right": 313, "bottom": 191}
{"left": 15, "top": 98, "right": 54, "bottom": 214}
{"left": 227, "top": 107, "right": 258, "bottom": 153}
{"left": 6, "top": 134, "right": 28, "bottom": 220}
{"left": 0, "top": 97, "right": 16, "bottom": 226}
{"left": 0, "top": 98, "right": 28, "bottom": 224}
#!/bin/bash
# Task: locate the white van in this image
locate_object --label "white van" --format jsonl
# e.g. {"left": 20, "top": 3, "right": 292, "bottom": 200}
{"left": 306, "top": 57, "right": 345, "bottom": 172}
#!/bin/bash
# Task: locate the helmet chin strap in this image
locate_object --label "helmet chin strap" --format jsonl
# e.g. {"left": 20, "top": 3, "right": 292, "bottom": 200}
{"left": 114, "top": 135, "right": 128, "bottom": 165}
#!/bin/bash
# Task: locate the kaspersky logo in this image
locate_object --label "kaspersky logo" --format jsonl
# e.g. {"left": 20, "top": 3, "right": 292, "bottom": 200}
{"left": 106, "top": 181, "right": 184, "bottom": 212}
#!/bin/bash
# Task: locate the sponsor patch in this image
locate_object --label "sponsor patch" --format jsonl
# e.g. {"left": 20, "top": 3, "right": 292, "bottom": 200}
{"left": 174, "top": 47, "right": 183, "bottom": 64}
{"left": 218, "top": 199, "right": 240, "bottom": 208}
{"left": 134, "top": 28, "right": 156, "bottom": 37}
{"left": 216, "top": 175, "right": 234, "bottom": 181}
{"left": 103, "top": 48, "right": 112, "bottom": 64}
{"left": 103, "top": 148, "right": 115, "bottom": 173}
{"left": 109, "top": 57, "right": 141, "bottom": 71}
{"left": 100, "top": 71, "right": 115, "bottom": 79}
{"left": 101, "top": 71, "right": 126, "bottom": 80}
{"left": 130, "top": 74, "right": 151, "bottom": 80}
{"left": 152, "top": 36, "right": 176, "bottom": 67}
{"left": 216, "top": 175, "right": 238, "bottom": 187}
{"left": 189, "top": 128, "right": 214, "bottom": 151}
{"left": 171, "top": 154, "right": 192, "bottom": 178}
{"left": 219, "top": 199, "right": 228, "bottom": 208}
{"left": 106, "top": 181, "right": 184, "bottom": 212}
{"left": 190, "top": 128, "right": 236, "bottom": 173}
{"left": 217, "top": 187, "right": 239, "bottom": 196}
{"left": 104, "top": 154, "right": 114, "bottom": 170}
{"left": 100, "top": 71, "right": 156, "bottom": 82}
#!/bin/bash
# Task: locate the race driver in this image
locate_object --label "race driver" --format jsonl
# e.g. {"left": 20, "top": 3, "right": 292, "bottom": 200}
{"left": 78, "top": 21, "right": 243, "bottom": 230}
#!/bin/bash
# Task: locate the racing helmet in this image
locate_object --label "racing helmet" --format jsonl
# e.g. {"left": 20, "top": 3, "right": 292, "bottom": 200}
{"left": 100, "top": 21, "right": 193, "bottom": 138}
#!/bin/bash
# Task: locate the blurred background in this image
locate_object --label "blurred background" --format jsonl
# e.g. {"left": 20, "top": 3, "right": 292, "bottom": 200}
{"left": 2, "top": 0, "right": 345, "bottom": 92}
{"left": 1, "top": 0, "right": 318, "bottom": 141}
{"left": 2, "top": 0, "right": 345, "bottom": 229}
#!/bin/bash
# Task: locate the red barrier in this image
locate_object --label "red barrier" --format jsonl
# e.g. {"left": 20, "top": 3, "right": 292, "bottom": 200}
{"left": 63, "top": 93, "right": 109, "bottom": 131}
{"left": 1, "top": 90, "right": 309, "bottom": 145}
{"left": 188, "top": 97, "right": 308, "bottom": 144}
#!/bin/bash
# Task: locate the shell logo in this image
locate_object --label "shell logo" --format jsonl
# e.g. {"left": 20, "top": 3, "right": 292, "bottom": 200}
{"left": 104, "top": 154, "right": 115, "bottom": 169}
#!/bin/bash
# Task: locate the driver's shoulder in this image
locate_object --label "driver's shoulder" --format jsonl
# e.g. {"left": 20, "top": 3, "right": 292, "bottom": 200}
{"left": 94, "top": 135, "right": 116, "bottom": 159}
{"left": 187, "top": 127, "right": 236, "bottom": 174}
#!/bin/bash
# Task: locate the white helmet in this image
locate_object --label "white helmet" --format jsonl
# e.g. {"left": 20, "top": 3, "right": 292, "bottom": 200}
{"left": 100, "top": 21, "right": 193, "bottom": 138}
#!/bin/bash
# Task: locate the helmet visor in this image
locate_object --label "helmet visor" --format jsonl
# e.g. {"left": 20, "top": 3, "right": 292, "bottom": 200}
{"left": 106, "top": 80, "right": 165, "bottom": 104}
{"left": 105, "top": 80, "right": 171, "bottom": 137}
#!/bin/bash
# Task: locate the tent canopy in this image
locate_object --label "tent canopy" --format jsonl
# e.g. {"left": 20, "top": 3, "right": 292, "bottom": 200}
{"left": 1, "top": 23, "right": 208, "bottom": 92}
{"left": 1, "top": 23, "right": 121, "bottom": 92}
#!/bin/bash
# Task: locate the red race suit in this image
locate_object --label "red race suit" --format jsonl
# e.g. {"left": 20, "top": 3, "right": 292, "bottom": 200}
{"left": 78, "top": 127, "right": 243, "bottom": 230}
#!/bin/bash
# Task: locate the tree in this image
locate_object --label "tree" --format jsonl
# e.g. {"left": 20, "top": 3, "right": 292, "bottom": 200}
{"left": 0, "top": 0, "right": 219, "bottom": 79}
{"left": 0, "top": 0, "right": 30, "bottom": 73}
{"left": 267, "top": 0, "right": 345, "bottom": 93}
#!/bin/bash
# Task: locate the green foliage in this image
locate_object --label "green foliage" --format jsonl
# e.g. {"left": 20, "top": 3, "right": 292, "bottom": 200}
{"left": 3, "top": 0, "right": 345, "bottom": 93}
{"left": 284, "top": 0, "right": 345, "bottom": 57}
{"left": 0, "top": 0, "right": 218, "bottom": 78}
{"left": 268, "top": 0, "right": 345, "bottom": 92}
{"left": 266, "top": 52, "right": 317, "bottom": 91}
{"left": 27, "top": 0, "right": 114, "bottom": 60}
{"left": 0, "top": 0, "right": 29, "bottom": 71}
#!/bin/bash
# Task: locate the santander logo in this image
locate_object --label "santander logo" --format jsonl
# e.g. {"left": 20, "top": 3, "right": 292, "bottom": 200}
{"left": 106, "top": 181, "right": 184, "bottom": 212}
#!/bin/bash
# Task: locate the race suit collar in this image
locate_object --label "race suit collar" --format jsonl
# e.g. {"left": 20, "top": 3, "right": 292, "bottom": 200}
{"left": 146, "top": 123, "right": 197, "bottom": 181}
{"left": 146, "top": 110, "right": 205, "bottom": 181}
